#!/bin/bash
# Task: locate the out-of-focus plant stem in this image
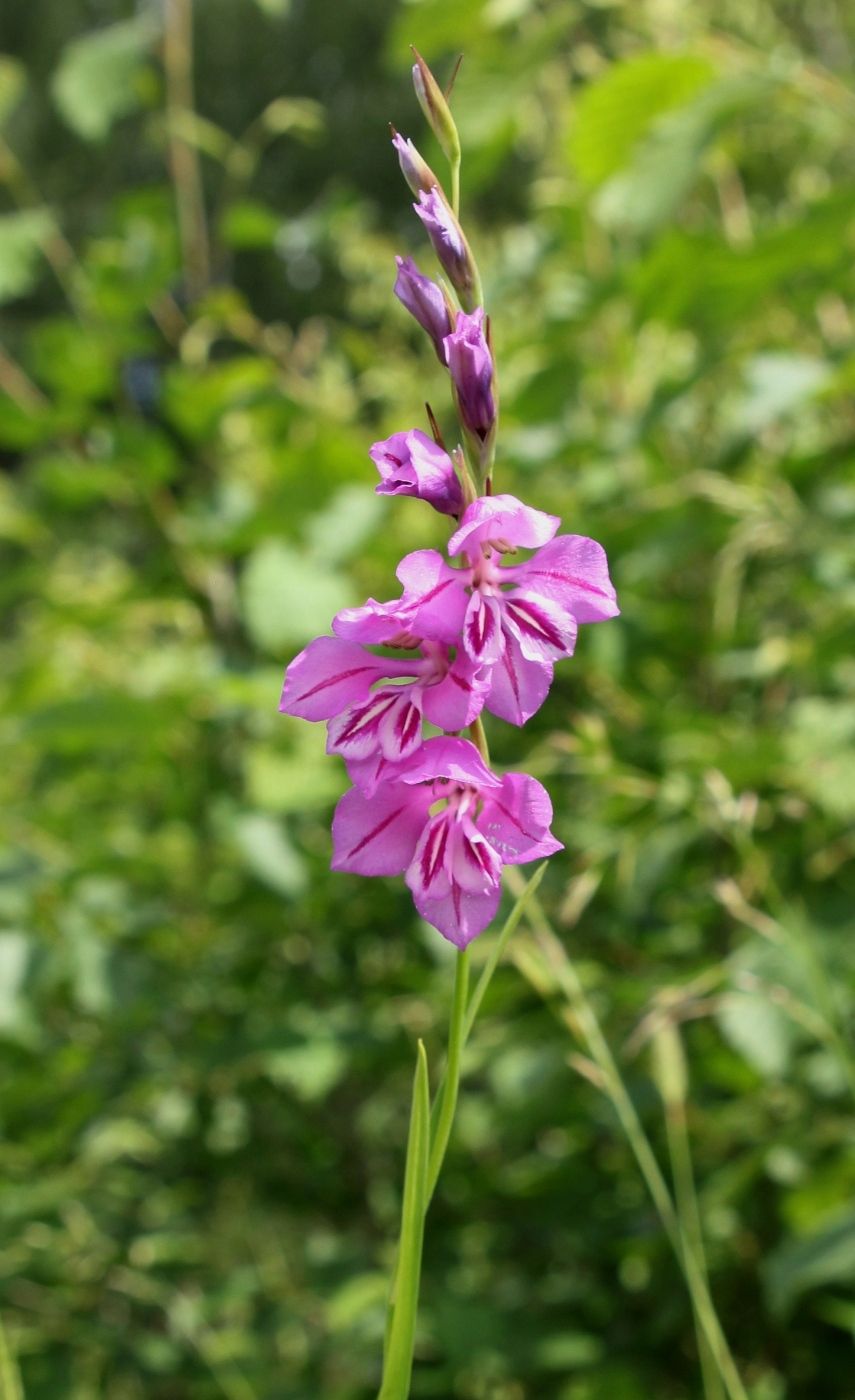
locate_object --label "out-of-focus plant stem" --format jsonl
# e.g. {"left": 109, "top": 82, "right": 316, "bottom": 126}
{"left": 653, "top": 1022, "right": 725, "bottom": 1400}
{"left": 164, "top": 0, "right": 210, "bottom": 303}
{"left": 504, "top": 871, "right": 749, "bottom": 1400}
{"left": 0, "top": 1313, "right": 23, "bottom": 1400}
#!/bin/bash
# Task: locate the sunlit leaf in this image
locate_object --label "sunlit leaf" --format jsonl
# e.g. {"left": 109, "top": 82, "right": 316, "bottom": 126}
{"left": 0, "top": 209, "right": 53, "bottom": 303}
{"left": 51, "top": 15, "right": 159, "bottom": 142}
{"left": 570, "top": 51, "right": 716, "bottom": 186}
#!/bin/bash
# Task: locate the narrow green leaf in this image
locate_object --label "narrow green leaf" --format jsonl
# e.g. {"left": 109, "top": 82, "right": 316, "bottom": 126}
{"left": 379, "top": 1040, "right": 430, "bottom": 1400}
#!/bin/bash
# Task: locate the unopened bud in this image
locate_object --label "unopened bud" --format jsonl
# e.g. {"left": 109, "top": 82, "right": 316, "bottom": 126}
{"left": 391, "top": 130, "right": 441, "bottom": 196}
{"left": 411, "top": 48, "right": 461, "bottom": 165}
{"left": 393, "top": 255, "right": 453, "bottom": 362}
{"left": 413, "top": 188, "right": 479, "bottom": 310}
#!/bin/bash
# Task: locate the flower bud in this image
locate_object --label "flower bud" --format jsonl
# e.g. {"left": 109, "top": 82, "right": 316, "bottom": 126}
{"left": 411, "top": 48, "right": 461, "bottom": 165}
{"left": 393, "top": 255, "right": 453, "bottom": 362}
{"left": 413, "top": 188, "right": 478, "bottom": 309}
{"left": 369, "top": 428, "right": 463, "bottom": 516}
{"left": 443, "top": 308, "right": 496, "bottom": 444}
{"left": 391, "top": 131, "right": 441, "bottom": 197}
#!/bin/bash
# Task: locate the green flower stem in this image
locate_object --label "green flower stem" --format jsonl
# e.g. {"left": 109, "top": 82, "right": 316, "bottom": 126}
{"left": 504, "top": 870, "right": 749, "bottom": 1400}
{"left": 426, "top": 947, "right": 470, "bottom": 1201}
{"left": 379, "top": 1041, "right": 430, "bottom": 1400}
{"left": 450, "top": 156, "right": 461, "bottom": 219}
{"left": 379, "top": 865, "right": 554, "bottom": 1397}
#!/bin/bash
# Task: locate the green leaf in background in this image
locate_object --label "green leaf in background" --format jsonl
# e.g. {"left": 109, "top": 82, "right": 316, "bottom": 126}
{"left": 263, "top": 1038, "right": 347, "bottom": 1102}
{"left": 570, "top": 52, "right": 716, "bottom": 187}
{"left": 251, "top": 0, "right": 292, "bottom": 16}
{"left": 0, "top": 208, "right": 53, "bottom": 303}
{"left": 0, "top": 53, "right": 25, "bottom": 128}
{"left": 304, "top": 485, "right": 385, "bottom": 566}
{"left": 240, "top": 539, "right": 354, "bottom": 652}
{"left": 51, "top": 15, "right": 159, "bottom": 142}
{"left": 231, "top": 812, "right": 307, "bottom": 897}
{"left": 593, "top": 74, "right": 773, "bottom": 234}
{"left": 0, "top": 932, "right": 36, "bottom": 1045}
{"left": 717, "top": 991, "right": 796, "bottom": 1078}
{"left": 220, "top": 199, "right": 283, "bottom": 250}
{"left": 765, "top": 1208, "right": 855, "bottom": 1316}
{"left": 730, "top": 353, "right": 831, "bottom": 435}
{"left": 784, "top": 698, "right": 855, "bottom": 820}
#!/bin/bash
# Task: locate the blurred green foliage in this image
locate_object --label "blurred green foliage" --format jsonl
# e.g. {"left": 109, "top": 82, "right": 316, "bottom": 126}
{"left": 1, "top": 0, "right": 854, "bottom": 1396}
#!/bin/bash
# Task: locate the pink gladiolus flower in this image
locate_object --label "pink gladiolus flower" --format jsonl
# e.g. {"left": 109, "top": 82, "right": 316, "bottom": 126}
{"left": 279, "top": 635, "right": 490, "bottom": 791}
{"left": 387, "top": 494, "right": 618, "bottom": 725}
{"left": 331, "top": 737, "right": 562, "bottom": 946}
{"left": 370, "top": 429, "right": 463, "bottom": 516}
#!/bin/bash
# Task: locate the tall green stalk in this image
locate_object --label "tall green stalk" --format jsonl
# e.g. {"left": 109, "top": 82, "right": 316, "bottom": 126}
{"left": 377, "top": 866, "right": 551, "bottom": 1397}
{"left": 379, "top": 1042, "right": 430, "bottom": 1400}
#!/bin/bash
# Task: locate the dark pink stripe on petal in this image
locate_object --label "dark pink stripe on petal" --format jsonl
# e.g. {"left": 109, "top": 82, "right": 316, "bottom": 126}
{"left": 504, "top": 597, "right": 566, "bottom": 648}
{"left": 523, "top": 567, "right": 613, "bottom": 599}
{"left": 421, "top": 818, "right": 450, "bottom": 887}
{"left": 295, "top": 663, "right": 381, "bottom": 704}
{"left": 347, "top": 805, "right": 410, "bottom": 859}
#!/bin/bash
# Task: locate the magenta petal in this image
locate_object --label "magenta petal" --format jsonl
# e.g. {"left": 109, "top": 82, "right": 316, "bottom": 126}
{"left": 370, "top": 429, "right": 462, "bottom": 516}
{"left": 398, "top": 736, "right": 501, "bottom": 790}
{"left": 279, "top": 637, "right": 393, "bottom": 721}
{"left": 463, "top": 590, "right": 505, "bottom": 665}
{"left": 331, "top": 782, "right": 430, "bottom": 876}
{"left": 485, "top": 637, "right": 553, "bottom": 726}
{"left": 478, "top": 772, "right": 563, "bottom": 865}
{"left": 409, "top": 879, "right": 502, "bottom": 948}
{"left": 448, "top": 494, "right": 559, "bottom": 557}
{"left": 407, "top": 812, "right": 453, "bottom": 900}
{"left": 345, "top": 751, "right": 411, "bottom": 796}
{"left": 396, "top": 549, "right": 469, "bottom": 642}
{"left": 421, "top": 652, "right": 490, "bottom": 730}
{"left": 327, "top": 695, "right": 395, "bottom": 759}
{"left": 501, "top": 590, "right": 577, "bottom": 664}
{"left": 448, "top": 817, "right": 503, "bottom": 893}
{"left": 377, "top": 690, "right": 424, "bottom": 760}
{"left": 506, "top": 534, "right": 619, "bottom": 623}
{"left": 332, "top": 597, "right": 420, "bottom": 647}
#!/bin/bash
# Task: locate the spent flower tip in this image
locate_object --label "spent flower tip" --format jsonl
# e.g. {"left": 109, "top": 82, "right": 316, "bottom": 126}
{"left": 411, "top": 48, "right": 461, "bottom": 165}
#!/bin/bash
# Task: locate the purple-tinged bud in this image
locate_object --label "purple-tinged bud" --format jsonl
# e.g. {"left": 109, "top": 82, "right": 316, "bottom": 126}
{"left": 369, "top": 428, "right": 463, "bottom": 516}
{"left": 393, "top": 255, "right": 453, "bottom": 362}
{"left": 391, "top": 131, "right": 441, "bottom": 196}
{"left": 411, "top": 48, "right": 461, "bottom": 165}
{"left": 413, "top": 188, "right": 478, "bottom": 309}
{"left": 443, "top": 309, "right": 496, "bottom": 443}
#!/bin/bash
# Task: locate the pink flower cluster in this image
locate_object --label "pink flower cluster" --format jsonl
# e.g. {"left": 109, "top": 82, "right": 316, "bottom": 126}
{"left": 278, "top": 121, "right": 619, "bottom": 947}
{"left": 280, "top": 484, "right": 618, "bottom": 945}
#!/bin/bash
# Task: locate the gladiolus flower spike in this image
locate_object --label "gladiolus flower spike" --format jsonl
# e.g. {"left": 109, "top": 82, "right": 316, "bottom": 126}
{"left": 278, "top": 57, "right": 619, "bottom": 949}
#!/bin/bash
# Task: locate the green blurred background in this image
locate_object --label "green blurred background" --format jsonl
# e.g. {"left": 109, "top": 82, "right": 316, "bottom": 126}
{"left": 1, "top": 0, "right": 854, "bottom": 1395}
